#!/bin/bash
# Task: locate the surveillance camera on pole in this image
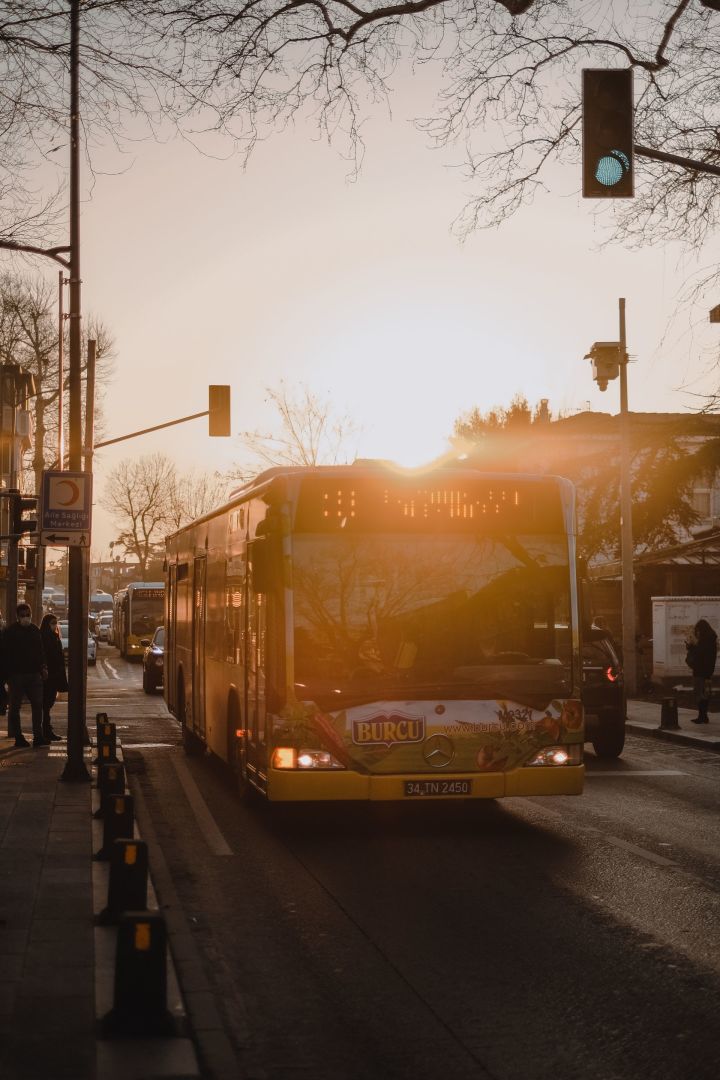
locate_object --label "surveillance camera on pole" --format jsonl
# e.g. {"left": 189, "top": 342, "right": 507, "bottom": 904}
{"left": 584, "top": 341, "right": 621, "bottom": 391}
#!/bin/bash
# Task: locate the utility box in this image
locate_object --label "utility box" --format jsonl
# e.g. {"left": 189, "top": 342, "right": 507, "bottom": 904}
{"left": 651, "top": 596, "right": 720, "bottom": 679}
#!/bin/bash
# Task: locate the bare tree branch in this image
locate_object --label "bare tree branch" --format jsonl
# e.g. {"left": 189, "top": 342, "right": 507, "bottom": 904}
{"left": 233, "top": 380, "right": 361, "bottom": 480}
{"left": 100, "top": 452, "right": 176, "bottom": 576}
{"left": 3, "top": 3, "right": 720, "bottom": 253}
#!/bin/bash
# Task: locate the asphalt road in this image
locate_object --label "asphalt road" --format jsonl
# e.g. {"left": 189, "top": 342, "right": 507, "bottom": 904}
{"left": 92, "top": 646, "right": 720, "bottom": 1080}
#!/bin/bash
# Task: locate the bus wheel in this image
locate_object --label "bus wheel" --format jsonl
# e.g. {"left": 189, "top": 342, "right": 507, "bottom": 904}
{"left": 592, "top": 712, "right": 626, "bottom": 759}
{"left": 182, "top": 721, "right": 203, "bottom": 756}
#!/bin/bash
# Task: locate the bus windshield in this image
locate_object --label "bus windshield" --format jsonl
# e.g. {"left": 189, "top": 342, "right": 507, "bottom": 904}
{"left": 131, "top": 597, "right": 163, "bottom": 638}
{"left": 292, "top": 532, "right": 573, "bottom": 710}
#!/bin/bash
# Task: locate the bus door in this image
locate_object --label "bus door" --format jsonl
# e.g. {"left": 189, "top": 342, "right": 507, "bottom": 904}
{"left": 166, "top": 563, "right": 177, "bottom": 715}
{"left": 247, "top": 544, "right": 267, "bottom": 781}
{"left": 192, "top": 555, "right": 207, "bottom": 740}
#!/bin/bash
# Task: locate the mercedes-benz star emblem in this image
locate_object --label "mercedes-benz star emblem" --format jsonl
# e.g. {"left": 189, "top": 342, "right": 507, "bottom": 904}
{"left": 422, "top": 734, "right": 454, "bottom": 769}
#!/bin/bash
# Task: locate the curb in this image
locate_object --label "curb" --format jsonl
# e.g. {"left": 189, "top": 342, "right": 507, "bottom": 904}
{"left": 129, "top": 776, "right": 242, "bottom": 1079}
{"left": 625, "top": 718, "right": 720, "bottom": 753}
{"left": 91, "top": 741, "right": 203, "bottom": 1080}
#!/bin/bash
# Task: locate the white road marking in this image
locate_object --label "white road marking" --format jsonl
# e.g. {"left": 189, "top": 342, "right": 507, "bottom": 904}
{"left": 123, "top": 742, "right": 174, "bottom": 749}
{"left": 586, "top": 770, "right": 686, "bottom": 777}
{"left": 169, "top": 752, "right": 233, "bottom": 856}
{"left": 603, "top": 835, "right": 676, "bottom": 867}
{"left": 515, "top": 798, "right": 678, "bottom": 869}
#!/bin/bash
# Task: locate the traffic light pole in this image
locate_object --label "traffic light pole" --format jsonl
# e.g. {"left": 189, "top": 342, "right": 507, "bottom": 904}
{"left": 62, "top": 0, "right": 90, "bottom": 783}
{"left": 93, "top": 385, "right": 231, "bottom": 449}
{"left": 618, "top": 299, "right": 637, "bottom": 695}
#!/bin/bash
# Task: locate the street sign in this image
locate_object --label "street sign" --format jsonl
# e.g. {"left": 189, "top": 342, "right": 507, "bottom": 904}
{"left": 39, "top": 470, "right": 92, "bottom": 548}
{"left": 39, "top": 530, "right": 90, "bottom": 548}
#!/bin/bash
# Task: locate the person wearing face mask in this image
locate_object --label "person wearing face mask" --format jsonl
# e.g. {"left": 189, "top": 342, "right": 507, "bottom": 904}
{"left": 2, "top": 603, "right": 48, "bottom": 748}
{"left": 39, "top": 613, "right": 67, "bottom": 742}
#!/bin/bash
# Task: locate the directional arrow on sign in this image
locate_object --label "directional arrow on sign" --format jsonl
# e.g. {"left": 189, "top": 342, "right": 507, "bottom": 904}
{"left": 39, "top": 531, "right": 90, "bottom": 548}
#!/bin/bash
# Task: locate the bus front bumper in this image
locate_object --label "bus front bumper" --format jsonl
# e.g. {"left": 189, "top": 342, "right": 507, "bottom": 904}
{"left": 266, "top": 765, "right": 584, "bottom": 802}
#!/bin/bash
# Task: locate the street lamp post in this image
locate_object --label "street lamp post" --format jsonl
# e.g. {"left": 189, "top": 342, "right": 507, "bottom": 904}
{"left": 585, "top": 298, "right": 637, "bottom": 695}
{"left": 62, "top": 0, "right": 90, "bottom": 782}
{"left": 617, "top": 300, "right": 637, "bottom": 695}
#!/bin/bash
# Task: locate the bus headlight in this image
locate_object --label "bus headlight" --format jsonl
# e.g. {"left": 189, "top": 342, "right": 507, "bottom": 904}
{"left": 525, "top": 744, "right": 583, "bottom": 767}
{"left": 272, "top": 747, "right": 346, "bottom": 770}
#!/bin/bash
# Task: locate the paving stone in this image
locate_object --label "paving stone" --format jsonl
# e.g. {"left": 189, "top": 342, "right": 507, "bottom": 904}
{"left": 18, "top": 965, "right": 93, "bottom": 997}
{"left": 0, "top": 953, "right": 24, "bottom": 979}
{"left": 29, "top": 919, "right": 88, "bottom": 943}
{"left": 0, "top": 929, "right": 29, "bottom": 955}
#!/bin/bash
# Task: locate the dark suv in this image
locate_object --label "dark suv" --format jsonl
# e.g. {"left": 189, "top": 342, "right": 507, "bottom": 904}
{"left": 582, "top": 628, "right": 626, "bottom": 758}
{"left": 142, "top": 626, "right": 164, "bottom": 694}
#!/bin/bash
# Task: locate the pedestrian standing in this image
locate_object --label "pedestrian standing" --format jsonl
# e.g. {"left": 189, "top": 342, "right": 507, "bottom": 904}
{"left": 685, "top": 618, "right": 718, "bottom": 725}
{"left": 39, "top": 613, "right": 67, "bottom": 742}
{"left": 2, "top": 603, "right": 48, "bottom": 748}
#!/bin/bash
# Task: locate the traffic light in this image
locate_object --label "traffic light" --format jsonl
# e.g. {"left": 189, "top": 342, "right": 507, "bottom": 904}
{"left": 585, "top": 342, "right": 621, "bottom": 392}
{"left": 582, "top": 69, "right": 634, "bottom": 198}
{"left": 208, "top": 384, "right": 231, "bottom": 437}
{"left": 10, "top": 491, "right": 38, "bottom": 535}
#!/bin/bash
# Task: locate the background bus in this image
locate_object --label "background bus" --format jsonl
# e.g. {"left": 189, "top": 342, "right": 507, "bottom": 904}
{"left": 89, "top": 591, "right": 113, "bottom": 615}
{"left": 112, "top": 582, "right": 164, "bottom": 659}
{"left": 165, "top": 464, "right": 584, "bottom": 803}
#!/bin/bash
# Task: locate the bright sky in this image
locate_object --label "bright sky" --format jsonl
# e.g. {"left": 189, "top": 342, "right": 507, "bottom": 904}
{"left": 11, "top": 62, "right": 720, "bottom": 558}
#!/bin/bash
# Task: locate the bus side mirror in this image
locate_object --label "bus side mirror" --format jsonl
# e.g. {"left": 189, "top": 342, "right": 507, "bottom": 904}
{"left": 251, "top": 539, "right": 273, "bottom": 593}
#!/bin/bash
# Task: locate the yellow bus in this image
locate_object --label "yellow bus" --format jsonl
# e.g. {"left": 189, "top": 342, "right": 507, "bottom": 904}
{"left": 165, "top": 463, "right": 584, "bottom": 802}
{"left": 112, "top": 581, "right": 164, "bottom": 659}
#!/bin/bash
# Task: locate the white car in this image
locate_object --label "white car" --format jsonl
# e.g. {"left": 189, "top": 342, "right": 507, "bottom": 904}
{"left": 96, "top": 613, "right": 113, "bottom": 642}
{"left": 58, "top": 621, "right": 97, "bottom": 666}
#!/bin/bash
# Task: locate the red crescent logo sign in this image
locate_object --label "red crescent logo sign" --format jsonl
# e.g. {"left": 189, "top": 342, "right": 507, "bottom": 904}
{"left": 56, "top": 479, "right": 80, "bottom": 506}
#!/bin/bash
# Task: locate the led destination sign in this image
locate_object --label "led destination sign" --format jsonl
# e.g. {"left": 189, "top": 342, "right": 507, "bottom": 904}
{"left": 294, "top": 476, "right": 565, "bottom": 533}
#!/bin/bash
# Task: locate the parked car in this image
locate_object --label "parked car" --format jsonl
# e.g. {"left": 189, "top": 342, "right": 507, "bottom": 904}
{"left": 57, "top": 621, "right": 97, "bottom": 666}
{"left": 142, "top": 626, "right": 164, "bottom": 694}
{"left": 96, "top": 612, "right": 113, "bottom": 643}
{"left": 582, "top": 628, "right": 626, "bottom": 758}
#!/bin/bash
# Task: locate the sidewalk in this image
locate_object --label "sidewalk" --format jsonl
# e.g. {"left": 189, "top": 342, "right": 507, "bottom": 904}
{"left": 1, "top": 693, "right": 718, "bottom": 1080}
{"left": 625, "top": 696, "right": 720, "bottom": 751}
{"left": 0, "top": 703, "right": 202, "bottom": 1080}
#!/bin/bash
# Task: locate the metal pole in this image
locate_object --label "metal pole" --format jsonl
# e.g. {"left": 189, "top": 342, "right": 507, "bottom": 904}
{"left": 7, "top": 379, "right": 19, "bottom": 617}
{"left": 618, "top": 298, "right": 637, "bottom": 694}
{"left": 84, "top": 340, "right": 96, "bottom": 474}
{"left": 62, "top": 0, "right": 90, "bottom": 782}
{"left": 58, "top": 269, "right": 65, "bottom": 469}
{"left": 83, "top": 340, "right": 95, "bottom": 692}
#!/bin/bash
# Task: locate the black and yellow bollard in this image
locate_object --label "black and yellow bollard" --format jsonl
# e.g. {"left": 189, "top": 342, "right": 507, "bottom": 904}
{"left": 97, "top": 839, "right": 149, "bottom": 924}
{"left": 93, "top": 721, "right": 118, "bottom": 768}
{"left": 93, "top": 762, "right": 127, "bottom": 819}
{"left": 94, "top": 793, "right": 134, "bottom": 861}
{"left": 659, "top": 697, "right": 680, "bottom": 730}
{"left": 101, "top": 911, "right": 176, "bottom": 1037}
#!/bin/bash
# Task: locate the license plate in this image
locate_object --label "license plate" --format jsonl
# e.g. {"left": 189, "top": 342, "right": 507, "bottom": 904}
{"left": 404, "top": 779, "right": 472, "bottom": 797}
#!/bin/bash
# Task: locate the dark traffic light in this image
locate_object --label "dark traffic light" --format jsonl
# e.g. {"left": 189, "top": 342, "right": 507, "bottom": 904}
{"left": 9, "top": 491, "right": 38, "bottom": 535}
{"left": 582, "top": 69, "right": 634, "bottom": 198}
{"left": 208, "top": 384, "right": 231, "bottom": 437}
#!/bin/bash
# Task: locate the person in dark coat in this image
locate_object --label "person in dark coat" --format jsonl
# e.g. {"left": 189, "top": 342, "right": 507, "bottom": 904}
{"left": 685, "top": 618, "right": 718, "bottom": 725}
{"left": 3, "top": 603, "right": 48, "bottom": 748}
{"left": 40, "top": 613, "right": 67, "bottom": 742}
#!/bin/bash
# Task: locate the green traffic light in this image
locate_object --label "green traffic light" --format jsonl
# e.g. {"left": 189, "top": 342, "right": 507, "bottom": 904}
{"left": 595, "top": 149, "right": 630, "bottom": 188}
